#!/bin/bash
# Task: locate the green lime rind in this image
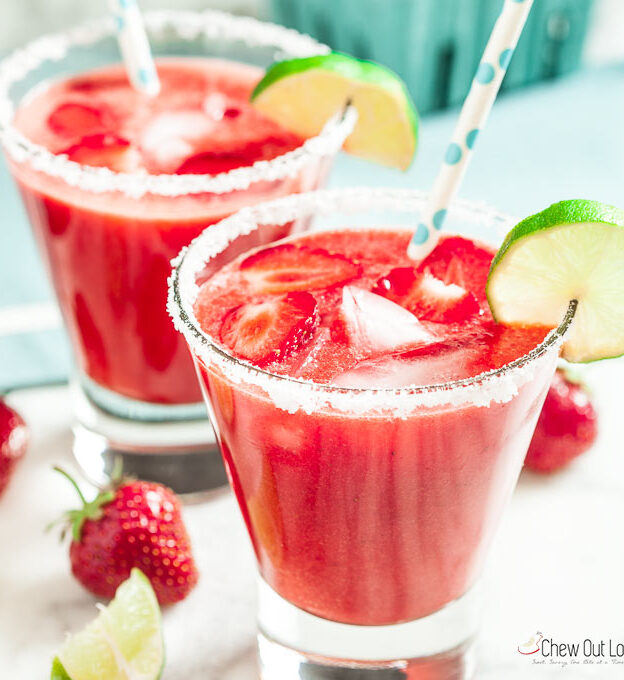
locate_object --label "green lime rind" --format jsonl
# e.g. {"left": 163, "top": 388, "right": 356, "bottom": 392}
{"left": 489, "top": 199, "right": 624, "bottom": 273}
{"left": 251, "top": 52, "right": 418, "bottom": 170}
{"left": 574, "top": 347, "right": 624, "bottom": 364}
{"left": 487, "top": 199, "right": 624, "bottom": 363}
{"left": 251, "top": 53, "right": 408, "bottom": 98}
{"left": 51, "top": 657, "right": 72, "bottom": 680}
{"left": 251, "top": 52, "right": 418, "bottom": 134}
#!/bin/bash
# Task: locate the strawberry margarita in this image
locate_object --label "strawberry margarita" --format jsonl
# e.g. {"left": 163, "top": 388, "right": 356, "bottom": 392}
{"left": 0, "top": 12, "right": 351, "bottom": 492}
{"left": 9, "top": 58, "right": 326, "bottom": 406}
{"left": 169, "top": 188, "right": 572, "bottom": 671}
{"left": 192, "top": 226, "right": 552, "bottom": 625}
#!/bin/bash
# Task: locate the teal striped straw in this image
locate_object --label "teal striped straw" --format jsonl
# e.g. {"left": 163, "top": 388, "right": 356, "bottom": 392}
{"left": 408, "top": 0, "right": 534, "bottom": 261}
{"left": 108, "top": 0, "right": 160, "bottom": 97}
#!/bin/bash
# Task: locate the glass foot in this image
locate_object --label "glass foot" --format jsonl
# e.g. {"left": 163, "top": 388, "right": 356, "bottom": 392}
{"left": 71, "top": 381, "right": 227, "bottom": 498}
{"left": 257, "top": 579, "right": 480, "bottom": 680}
{"left": 258, "top": 634, "right": 476, "bottom": 680}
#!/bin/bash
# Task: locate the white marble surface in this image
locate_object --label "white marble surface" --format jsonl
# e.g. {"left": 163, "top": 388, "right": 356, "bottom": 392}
{"left": 2, "top": 356, "right": 624, "bottom": 679}
{"left": 1, "top": 0, "right": 623, "bottom": 67}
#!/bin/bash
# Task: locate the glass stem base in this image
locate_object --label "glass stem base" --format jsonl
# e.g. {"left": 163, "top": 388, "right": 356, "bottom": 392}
{"left": 258, "top": 634, "right": 476, "bottom": 680}
{"left": 257, "top": 579, "right": 480, "bottom": 680}
{"left": 70, "top": 381, "right": 227, "bottom": 498}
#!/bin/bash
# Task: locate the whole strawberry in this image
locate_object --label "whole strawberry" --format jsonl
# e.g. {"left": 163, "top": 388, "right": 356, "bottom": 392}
{"left": 525, "top": 368, "right": 598, "bottom": 473}
{"left": 0, "top": 400, "right": 28, "bottom": 497}
{"left": 55, "top": 468, "right": 198, "bottom": 605}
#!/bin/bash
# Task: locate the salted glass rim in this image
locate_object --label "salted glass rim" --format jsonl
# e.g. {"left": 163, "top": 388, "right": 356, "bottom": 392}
{"left": 168, "top": 187, "right": 575, "bottom": 413}
{"left": 0, "top": 9, "right": 353, "bottom": 198}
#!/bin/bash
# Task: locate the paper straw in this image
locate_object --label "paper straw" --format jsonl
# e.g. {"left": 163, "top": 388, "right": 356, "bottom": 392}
{"left": 407, "top": 0, "right": 534, "bottom": 261}
{"left": 108, "top": 0, "right": 160, "bottom": 97}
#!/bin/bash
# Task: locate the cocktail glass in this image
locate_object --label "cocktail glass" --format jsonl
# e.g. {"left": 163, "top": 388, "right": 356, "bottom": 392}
{"left": 0, "top": 11, "right": 352, "bottom": 495}
{"left": 169, "top": 187, "right": 574, "bottom": 677}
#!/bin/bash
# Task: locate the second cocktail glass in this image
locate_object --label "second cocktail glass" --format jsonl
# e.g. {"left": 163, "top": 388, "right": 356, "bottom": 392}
{"left": 169, "top": 187, "right": 574, "bottom": 678}
{"left": 0, "top": 11, "right": 352, "bottom": 494}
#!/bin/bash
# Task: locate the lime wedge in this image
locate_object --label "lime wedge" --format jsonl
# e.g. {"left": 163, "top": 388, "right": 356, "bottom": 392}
{"left": 251, "top": 52, "right": 418, "bottom": 170}
{"left": 52, "top": 569, "right": 164, "bottom": 680}
{"left": 51, "top": 658, "right": 72, "bottom": 680}
{"left": 487, "top": 199, "right": 624, "bottom": 362}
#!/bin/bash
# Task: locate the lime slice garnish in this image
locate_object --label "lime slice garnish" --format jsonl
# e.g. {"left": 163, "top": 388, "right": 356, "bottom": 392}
{"left": 487, "top": 199, "right": 624, "bottom": 362}
{"left": 52, "top": 569, "right": 164, "bottom": 680}
{"left": 251, "top": 52, "right": 418, "bottom": 170}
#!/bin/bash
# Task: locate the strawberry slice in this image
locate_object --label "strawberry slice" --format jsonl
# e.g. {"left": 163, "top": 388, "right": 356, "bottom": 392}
{"left": 219, "top": 291, "right": 319, "bottom": 365}
{"left": 176, "top": 133, "right": 303, "bottom": 175}
{"left": 223, "top": 106, "right": 242, "bottom": 119}
{"left": 417, "top": 236, "right": 494, "bottom": 305}
{"left": 240, "top": 244, "right": 361, "bottom": 295}
{"left": 372, "top": 266, "right": 417, "bottom": 299}
{"left": 176, "top": 151, "right": 249, "bottom": 175}
{"left": 47, "top": 102, "right": 109, "bottom": 138}
{"left": 373, "top": 267, "right": 480, "bottom": 323}
{"left": 61, "top": 133, "right": 140, "bottom": 172}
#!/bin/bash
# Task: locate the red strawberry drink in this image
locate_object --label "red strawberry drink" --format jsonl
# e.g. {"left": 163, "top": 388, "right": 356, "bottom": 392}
{"left": 3, "top": 31, "right": 348, "bottom": 408}
{"left": 193, "top": 218, "right": 550, "bottom": 624}
{"left": 170, "top": 188, "right": 573, "bottom": 669}
{"left": 0, "top": 13, "right": 350, "bottom": 491}
{"left": 11, "top": 58, "right": 312, "bottom": 406}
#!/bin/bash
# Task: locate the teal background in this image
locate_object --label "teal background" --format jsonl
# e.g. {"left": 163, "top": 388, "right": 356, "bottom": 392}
{"left": 270, "top": 0, "right": 594, "bottom": 113}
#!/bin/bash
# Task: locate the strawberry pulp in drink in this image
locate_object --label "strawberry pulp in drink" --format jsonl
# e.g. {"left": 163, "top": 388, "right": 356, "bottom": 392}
{"left": 192, "top": 228, "right": 554, "bottom": 625}
{"left": 10, "top": 59, "right": 326, "bottom": 405}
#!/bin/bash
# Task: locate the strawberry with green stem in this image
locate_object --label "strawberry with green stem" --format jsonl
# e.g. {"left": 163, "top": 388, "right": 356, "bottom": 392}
{"left": 53, "top": 467, "right": 198, "bottom": 605}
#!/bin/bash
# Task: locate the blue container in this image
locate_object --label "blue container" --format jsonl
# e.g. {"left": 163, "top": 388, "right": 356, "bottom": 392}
{"left": 269, "top": 0, "right": 593, "bottom": 113}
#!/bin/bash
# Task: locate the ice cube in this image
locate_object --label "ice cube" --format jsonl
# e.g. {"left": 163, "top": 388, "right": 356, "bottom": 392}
{"left": 332, "top": 345, "right": 479, "bottom": 389}
{"left": 332, "top": 357, "right": 409, "bottom": 389}
{"left": 140, "top": 111, "right": 217, "bottom": 173}
{"left": 341, "top": 286, "right": 435, "bottom": 357}
{"left": 203, "top": 92, "right": 228, "bottom": 121}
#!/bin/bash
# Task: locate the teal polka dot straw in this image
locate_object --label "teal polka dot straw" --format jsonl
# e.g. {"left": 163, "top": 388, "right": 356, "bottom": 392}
{"left": 408, "top": 0, "right": 534, "bottom": 261}
{"left": 108, "top": 0, "right": 160, "bottom": 97}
